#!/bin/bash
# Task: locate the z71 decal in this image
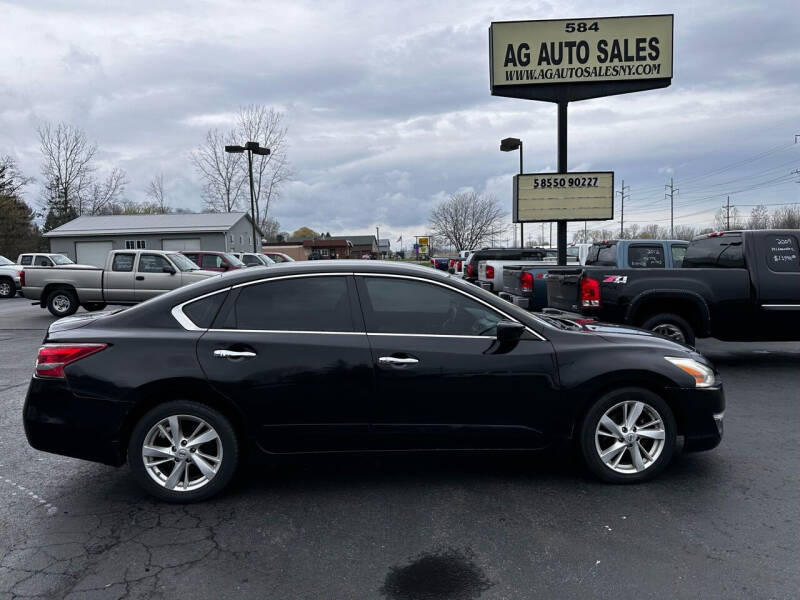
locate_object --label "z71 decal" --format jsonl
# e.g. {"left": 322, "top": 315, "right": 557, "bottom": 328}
{"left": 603, "top": 275, "right": 628, "bottom": 284}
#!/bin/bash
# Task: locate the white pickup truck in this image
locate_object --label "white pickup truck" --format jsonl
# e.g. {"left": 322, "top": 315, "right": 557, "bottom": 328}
{"left": 476, "top": 248, "right": 578, "bottom": 294}
{"left": 22, "top": 250, "right": 217, "bottom": 317}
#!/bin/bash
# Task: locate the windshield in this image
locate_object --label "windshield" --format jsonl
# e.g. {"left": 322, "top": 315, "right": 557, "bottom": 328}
{"left": 223, "top": 253, "right": 245, "bottom": 267}
{"left": 168, "top": 253, "right": 200, "bottom": 271}
{"left": 51, "top": 255, "right": 74, "bottom": 265}
{"left": 260, "top": 254, "right": 275, "bottom": 264}
{"left": 0, "top": 255, "right": 12, "bottom": 266}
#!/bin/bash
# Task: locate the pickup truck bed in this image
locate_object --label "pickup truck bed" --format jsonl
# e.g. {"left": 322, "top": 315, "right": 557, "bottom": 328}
{"left": 546, "top": 230, "right": 800, "bottom": 343}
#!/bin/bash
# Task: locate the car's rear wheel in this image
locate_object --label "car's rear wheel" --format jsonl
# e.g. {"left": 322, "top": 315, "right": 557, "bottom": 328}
{"left": 0, "top": 278, "right": 14, "bottom": 299}
{"left": 128, "top": 401, "right": 239, "bottom": 502}
{"left": 641, "top": 313, "right": 695, "bottom": 346}
{"left": 580, "top": 388, "right": 676, "bottom": 483}
{"left": 46, "top": 289, "right": 78, "bottom": 317}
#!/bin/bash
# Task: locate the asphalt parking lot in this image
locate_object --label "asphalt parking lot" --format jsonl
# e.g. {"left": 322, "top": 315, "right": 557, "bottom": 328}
{"left": 0, "top": 294, "right": 798, "bottom": 600}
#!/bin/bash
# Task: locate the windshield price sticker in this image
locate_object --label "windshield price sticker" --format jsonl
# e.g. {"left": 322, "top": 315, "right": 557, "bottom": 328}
{"left": 514, "top": 171, "right": 614, "bottom": 223}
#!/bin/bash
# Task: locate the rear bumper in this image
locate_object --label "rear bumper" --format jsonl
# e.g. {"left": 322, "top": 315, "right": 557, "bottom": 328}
{"left": 479, "top": 281, "right": 493, "bottom": 292}
{"left": 668, "top": 385, "right": 725, "bottom": 452}
{"left": 23, "top": 377, "right": 131, "bottom": 467}
{"left": 498, "top": 292, "right": 530, "bottom": 310}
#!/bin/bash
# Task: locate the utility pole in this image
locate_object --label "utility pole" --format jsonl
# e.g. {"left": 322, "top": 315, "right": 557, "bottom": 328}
{"left": 726, "top": 196, "right": 731, "bottom": 230}
{"left": 665, "top": 177, "right": 679, "bottom": 238}
{"left": 616, "top": 180, "right": 630, "bottom": 238}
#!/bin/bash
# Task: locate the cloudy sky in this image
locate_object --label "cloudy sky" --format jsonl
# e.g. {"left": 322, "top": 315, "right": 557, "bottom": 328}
{"left": 0, "top": 0, "right": 797, "bottom": 248}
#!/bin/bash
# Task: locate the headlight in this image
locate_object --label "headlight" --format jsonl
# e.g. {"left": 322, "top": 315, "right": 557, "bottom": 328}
{"left": 664, "top": 357, "right": 716, "bottom": 388}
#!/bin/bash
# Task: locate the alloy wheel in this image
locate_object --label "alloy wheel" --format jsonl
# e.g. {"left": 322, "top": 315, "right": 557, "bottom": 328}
{"left": 594, "top": 400, "right": 666, "bottom": 474}
{"left": 141, "top": 414, "right": 223, "bottom": 492}
{"left": 651, "top": 323, "right": 685, "bottom": 343}
{"left": 52, "top": 294, "right": 72, "bottom": 314}
{"left": 0, "top": 282, "right": 11, "bottom": 297}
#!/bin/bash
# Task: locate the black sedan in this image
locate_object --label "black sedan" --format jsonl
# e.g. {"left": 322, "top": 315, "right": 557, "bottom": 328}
{"left": 24, "top": 261, "right": 724, "bottom": 502}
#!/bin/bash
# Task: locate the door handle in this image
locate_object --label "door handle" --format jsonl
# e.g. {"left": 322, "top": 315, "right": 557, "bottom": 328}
{"left": 136, "top": 276, "right": 144, "bottom": 281}
{"left": 378, "top": 356, "right": 419, "bottom": 365}
{"left": 213, "top": 349, "right": 257, "bottom": 359}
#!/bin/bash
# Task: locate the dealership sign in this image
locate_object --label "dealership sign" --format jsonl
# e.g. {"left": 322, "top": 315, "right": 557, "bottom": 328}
{"left": 513, "top": 171, "right": 614, "bottom": 222}
{"left": 490, "top": 15, "right": 673, "bottom": 102}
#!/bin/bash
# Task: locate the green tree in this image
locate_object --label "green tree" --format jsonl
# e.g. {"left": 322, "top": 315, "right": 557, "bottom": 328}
{"left": 0, "top": 156, "right": 41, "bottom": 256}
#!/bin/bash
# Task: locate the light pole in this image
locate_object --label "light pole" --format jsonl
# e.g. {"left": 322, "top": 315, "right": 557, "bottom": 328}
{"left": 501, "top": 137, "right": 523, "bottom": 248}
{"left": 225, "top": 141, "right": 270, "bottom": 252}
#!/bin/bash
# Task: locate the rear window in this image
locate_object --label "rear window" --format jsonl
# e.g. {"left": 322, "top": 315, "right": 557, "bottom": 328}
{"left": 19, "top": 255, "right": 32, "bottom": 266}
{"left": 684, "top": 235, "right": 745, "bottom": 268}
{"left": 112, "top": 254, "right": 135, "bottom": 272}
{"left": 586, "top": 243, "right": 617, "bottom": 266}
{"left": 628, "top": 245, "right": 665, "bottom": 268}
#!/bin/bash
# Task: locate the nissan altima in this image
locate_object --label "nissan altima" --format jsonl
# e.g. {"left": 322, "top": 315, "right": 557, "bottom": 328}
{"left": 24, "top": 262, "right": 724, "bottom": 502}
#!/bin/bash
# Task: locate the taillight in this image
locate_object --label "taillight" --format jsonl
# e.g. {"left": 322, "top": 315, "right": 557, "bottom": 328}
{"left": 521, "top": 271, "right": 533, "bottom": 293}
{"left": 467, "top": 264, "right": 474, "bottom": 277}
{"left": 19, "top": 270, "right": 25, "bottom": 286}
{"left": 485, "top": 265, "right": 495, "bottom": 279}
{"left": 430, "top": 259, "right": 435, "bottom": 266}
{"left": 35, "top": 344, "right": 107, "bottom": 379}
{"left": 457, "top": 260, "right": 462, "bottom": 271}
{"left": 580, "top": 277, "right": 601, "bottom": 308}
{"left": 448, "top": 259, "right": 455, "bottom": 268}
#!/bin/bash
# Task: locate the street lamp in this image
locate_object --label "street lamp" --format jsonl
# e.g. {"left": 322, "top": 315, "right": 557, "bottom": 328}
{"left": 225, "top": 141, "right": 271, "bottom": 252}
{"left": 500, "top": 137, "right": 523, "bottom": 248}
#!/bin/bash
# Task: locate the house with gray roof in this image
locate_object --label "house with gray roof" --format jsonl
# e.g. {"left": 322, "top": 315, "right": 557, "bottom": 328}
{"left": 44, "top": 212, "right": 261, "bottom": 267}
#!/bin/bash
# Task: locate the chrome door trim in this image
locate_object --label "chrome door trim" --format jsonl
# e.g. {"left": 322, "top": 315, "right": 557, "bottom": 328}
{"left": 761, "top": 304, "right": 800, "bottom": 310}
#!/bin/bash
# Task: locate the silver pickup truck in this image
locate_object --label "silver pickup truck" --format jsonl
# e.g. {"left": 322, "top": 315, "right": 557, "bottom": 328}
{"left": 22, "top": 250, "right": 217, "bottom": 317}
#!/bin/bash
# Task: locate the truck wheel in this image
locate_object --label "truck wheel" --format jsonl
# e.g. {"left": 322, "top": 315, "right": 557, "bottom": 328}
{"left": 128, "top": 400, "right": 239, "bottom": 503}
{"left": 46, "top": 289, "right": 79, "bottom": 317}
{"left": 580, "top": 387, "right": 676, "bottom": 484}
{"left": 82, "top": 302, "right": 107, "bottom": 312}
{"left": 641, "top": 313, "right": 695, "bottom": 346}
{"left": 0, "top": 278, "right": 14, "bottom": 299}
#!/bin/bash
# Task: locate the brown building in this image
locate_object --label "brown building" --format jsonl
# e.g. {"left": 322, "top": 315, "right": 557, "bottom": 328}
{"left": 263, "top": 234, "right": 377, "bottom": 260}
{"left": 303, "top": 239, "right": 352, "bottom": 259}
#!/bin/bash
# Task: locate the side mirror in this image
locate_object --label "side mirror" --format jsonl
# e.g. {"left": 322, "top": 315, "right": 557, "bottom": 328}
{"left": 162, "top": 265, "right": 176, "bottom": 275}
{"left": 221, "top": 264, "right": 229, "bottom": 270}
{"left": 496, "top": 320, "right": 525, "bottom": 343}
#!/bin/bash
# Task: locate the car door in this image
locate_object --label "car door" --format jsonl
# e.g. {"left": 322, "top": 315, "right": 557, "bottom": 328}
{"left": 754, "top": 232, "right": 800, "bottom": 340}
{"left": 34, "top": 255, "right": 54, "bottom": 267}
{"left": 355, "top": 274, "right": 559, "bottom": 450}
{"left": 134, "top": 253, "right": 180, "bottom": 301}
{"left": 195, "top": 273, "right": 375, "bottom": 452}
{"left": 104, "top": 253, "right": 137, "bottom": 302}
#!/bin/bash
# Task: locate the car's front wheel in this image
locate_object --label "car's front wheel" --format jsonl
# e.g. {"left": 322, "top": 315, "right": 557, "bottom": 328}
{"left": 128, "top": 401, "right": 239, "bottom": 502}
{"left": 580, "top": 388, "right": 676, "bottom": 483}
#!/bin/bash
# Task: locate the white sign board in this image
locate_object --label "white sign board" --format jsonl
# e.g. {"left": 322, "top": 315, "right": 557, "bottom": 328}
{"left": 514, "top": 172, "right": 614, "bottom": 222}
{"left": 491, "top": 15, "right": 673, "bottom": 87}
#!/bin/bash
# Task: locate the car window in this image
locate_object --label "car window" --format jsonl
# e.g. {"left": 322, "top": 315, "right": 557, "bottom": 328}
{"left": 233, "top": 276, "right": 353, "bottom": 331}
{"left": 361, "top": 277, "right": 503, "bottom": 336}
{"left": 671, "top": 245, "right": 687, "bottom": 267}
{"left": 587, "top": 243, "right": 617, "bottom": 266}
{"left": 35, "top": 256, "right": 53, "bottom": 267}
{"left": 51, "top": 255, "right": 73, "bottom": 265}
{"left": 112, "top": 253, "right": 135, "bottom": 272}
{"left": 183, "top": 292, "right": 227, "bottom": 329}
{"left": 683, "top": 235, "right": 744, "bottom": 268}
{"left": 0, "top": 256, "right": 12, "bottom": 266}
{"left": 19, "top": 255, "right": 32, "bottom": 265}
{"left": 138, "top": 254, "right": 171, "bottom": 273}
{"left": 224, "top": 253, "right": 245, "bottom": 267}
{"left": 628, "top": 245, "right": 665, "bottom": 268}
{"left": 765, "top": 234, "right": 799, "bottom": 272}
{"left": 242, "top": 255, "right": 261, "bottom": 266}
{"left": 183, "top": 253, "right": 199, "bottom": 264}
{"left": 169, "top": 253, "right": 199, "bottom": 271}
{"left": 201, "top": 254, "right": 225, "bottom": 269}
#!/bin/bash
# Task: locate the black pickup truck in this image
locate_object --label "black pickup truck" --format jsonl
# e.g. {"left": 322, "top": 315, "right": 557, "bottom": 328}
{"left": 546, "top": 230, "right": 800, "bottom": 345}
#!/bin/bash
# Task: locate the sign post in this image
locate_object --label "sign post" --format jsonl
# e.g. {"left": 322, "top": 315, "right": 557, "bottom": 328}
{"left": 490, "top": 14, "right": 674, "bottom": 264}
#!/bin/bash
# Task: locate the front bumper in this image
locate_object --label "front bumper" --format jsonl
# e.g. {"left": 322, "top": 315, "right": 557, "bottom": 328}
{"left": 668, "top": 385, "right": 725, "bottom": 452}
{"left": 23, "top": 377, "right": 132, "bottom": 466}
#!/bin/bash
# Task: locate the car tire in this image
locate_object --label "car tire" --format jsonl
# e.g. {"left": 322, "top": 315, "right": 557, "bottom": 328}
{"left": 46, "top": 289, "right": 79, "bottom": 317}
{"left": 641, "top": 313, "right": 695, "bottom": 346}
{"left": 580, "top": 387, "right": 676, "bottom": 484}
{"left": 128, "top": 400, "right": 239, "bottom": 503}
{"left": 82, "top": 302, "right": 107, "bottom": 312}
{"left": 0, "top": 278, "right": 14, "bottom": 299}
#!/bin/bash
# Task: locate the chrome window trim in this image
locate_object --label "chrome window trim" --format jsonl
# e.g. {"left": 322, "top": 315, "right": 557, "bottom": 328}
{"left": 172, "top": 270, "right": 547, "bottom": 340}
{"left": 171, "top": 287, "right": 232, "bottom": 331}
{"left": 761, "top": 304, "right": 800, "bottom": 310}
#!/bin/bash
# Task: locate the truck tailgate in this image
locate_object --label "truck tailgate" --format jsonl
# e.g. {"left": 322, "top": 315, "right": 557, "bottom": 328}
{"left": 546, "top": 268, "right": 583, "bottom": 312}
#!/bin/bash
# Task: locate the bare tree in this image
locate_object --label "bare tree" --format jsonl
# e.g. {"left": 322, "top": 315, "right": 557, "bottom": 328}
{"left": 772, "top": 205, "right": 800, "bottom": 229}
{"left": 429, "top": 191, "right": 507, "bottom": 251}
{"left": 0, "top": 155, "right": 33, "bottom": 198}
{"left": 261, "top": 216, "right": 281, "bottom": 242}
{"left": 191, "top": 129, "right": 246, "bottom": 212}
{"left": 747, "top": 204, "right": 770, "bottom": 230}
{"left": 236, "top": 105, "right": 292, "bottom": 229}
{"left": 38, "top": 122, "right": 97, "bottom": 215}
{"left": 672, "top": 225, "right": 697, "bottom": 241}
{"left": 714, "top": 206, "right": 744, "bottom": 230}
{"left": 87, "top": 168, "right": 127, "bottom": 215}
{"left": 145, "top": 172, "right": 169, "bottom": 213}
